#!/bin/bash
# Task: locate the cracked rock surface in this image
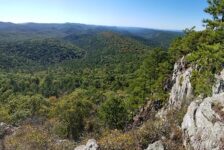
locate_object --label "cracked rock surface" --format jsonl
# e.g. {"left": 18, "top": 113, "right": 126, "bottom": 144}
{"left": 182, "top": 93, "right": 224, "bottom": 150}
{"left": 157, "top": 57, "right": 193, "bottom": 118}
{"left": 168, "top": 56, "right": 193, "bottom": 110}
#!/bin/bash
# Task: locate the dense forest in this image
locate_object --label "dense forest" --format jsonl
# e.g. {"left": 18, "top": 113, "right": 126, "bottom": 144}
{"left": 1, "top": 0, "right": 224, "bottom": 149}
{"left": 0, "top": 22, "right": 181, "bottom": 149}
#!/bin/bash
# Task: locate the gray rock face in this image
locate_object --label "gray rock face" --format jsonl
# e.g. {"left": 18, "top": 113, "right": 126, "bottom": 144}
{"left": 74, "top": 139, "right": 98, "bottom": 150}
{"left": 213, "top": 69, "right": 224, "bottom": 95}
{"left": 169, "top": 57, "right": 193, "bottom": 110}
{"left": 145, "top": 140, "right": 164, "bottom": 150}
{"left": 157, "top": 57, "right": 193, "bottom": 118}
{"left": 182, "top": 93, "right": 224, "bottom": 150}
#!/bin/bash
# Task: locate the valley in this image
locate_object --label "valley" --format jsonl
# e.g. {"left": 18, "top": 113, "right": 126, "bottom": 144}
{"left": 1, "top": 0, "right": 224, "bottom": 150}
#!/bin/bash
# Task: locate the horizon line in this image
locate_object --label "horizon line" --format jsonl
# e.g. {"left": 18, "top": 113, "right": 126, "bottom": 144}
{"left": 0, "top": 21, "right": 184, "bottom": 32}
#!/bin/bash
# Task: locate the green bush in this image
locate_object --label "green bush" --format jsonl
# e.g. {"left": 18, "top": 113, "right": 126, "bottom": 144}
{"left": 6, "top": 94, "right": 50, "bottom": 123}
{"left": 99, "top": 94, "right": 128, "bottom": 130}
{"left": 55, "top": 89, "right": 92, "bottom": 140}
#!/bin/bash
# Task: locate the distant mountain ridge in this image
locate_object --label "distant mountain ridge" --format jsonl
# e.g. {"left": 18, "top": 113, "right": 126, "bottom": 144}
{"left": 0, "top": 21, "right": 182, "bottom": 32}
{"left": 0, "top": 21, "right": 182, "bottom": 71}
{"left": 0, "top": 21, "right": 182, "bottom": 47}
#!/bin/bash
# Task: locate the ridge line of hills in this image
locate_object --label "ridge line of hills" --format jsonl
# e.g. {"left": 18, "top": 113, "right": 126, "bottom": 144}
{"left": 0, "top": 21, "right": 182, "bottom": 32}
{"left": 0, "top": 22, "right": 182, "bottom": 71}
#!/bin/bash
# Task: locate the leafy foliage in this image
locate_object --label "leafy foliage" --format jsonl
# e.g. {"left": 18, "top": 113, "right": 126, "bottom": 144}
{"left": 204, "top": 0, "right": 224, "bottom": 29}
{"left": 0, "top": 39, "right": 84, "bottom": 70}
{"left": 0, "top": 12, "right": 182, "bottom": 145}
{"left": 169, "top": 1, "right": 224, "bottom": 96}
{"left": 99, "top": 93, "right": 128, "bottom": 129}
{"left": 54, "top": 89, "right": 92, "bottom": 140}
{"left": 1, "top": 1, "right": 223, "bottom": 149}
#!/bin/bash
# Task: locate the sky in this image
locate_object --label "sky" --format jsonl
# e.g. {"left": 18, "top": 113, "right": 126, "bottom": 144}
{"left": 0, "top": 0, "right": 209, "bottom": 30}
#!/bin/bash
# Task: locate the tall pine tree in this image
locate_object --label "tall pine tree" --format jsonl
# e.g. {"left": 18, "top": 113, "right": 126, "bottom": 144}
{"left": 204, "top": 0, "right": 224, "bottom": 29}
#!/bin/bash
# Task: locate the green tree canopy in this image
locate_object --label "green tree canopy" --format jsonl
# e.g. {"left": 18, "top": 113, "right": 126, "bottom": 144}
{"left": 204, "top": 0, "right": 224, "bottom": 29}
{"left": 55, "top": 89, "right": 92, "bottom": 140}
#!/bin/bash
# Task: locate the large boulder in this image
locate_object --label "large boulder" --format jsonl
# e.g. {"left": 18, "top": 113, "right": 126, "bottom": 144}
{"left": 182, "top": 93, "right": 224, "bottom": 150}
{"left": 74, "top": 139, "right": 98, "bottom": 150}
{"left": 145, "top": 140, "right": 164, "bottom": 150}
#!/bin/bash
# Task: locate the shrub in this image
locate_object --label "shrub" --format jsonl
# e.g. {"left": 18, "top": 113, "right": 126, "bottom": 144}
{"left": 98, "top": 130, "right": 137, "bottom": 150}
{"left": 99, "top": 95, "right": 128, "bottom": 130}
{"left": 135, "top": 120, "right": 164, "bottom": 148}
{"left": 54, "top": 89, "right": 92, "bottom": 140}
{"left": 7, "top": 94, "right": 50, "bottom": 123}
{"left": 52, "top": 119, "right": 69, "bottom": 139}
{"left": 5, "top": 125, "right": 50, "bottom": 150}
{"left": 0, "top": 106, "right": 11, "bottom": 123}
{"left": 4, "top": 125, "right": 75, "bottom": 150}
{"left": 98, "top": 119, "right": 164, "bottom": 150}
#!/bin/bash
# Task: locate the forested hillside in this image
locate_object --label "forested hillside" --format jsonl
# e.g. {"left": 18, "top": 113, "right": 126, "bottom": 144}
{"left": 0, "top": 22, "right": 182, "bottom": 149}
{"left": 12, "top": 4, "right": 224, "bottom": 148}
{"left": 0, "top": 39, "right": 84, "bottom": 70}
{"left": 2, "top": 0, "right": 224, "bottom": 149}
{"left": 0, "top": 22, "right": 181, "bottom": 46}
{"left": 2, "top": 6, "right": 222, "bottom": 147}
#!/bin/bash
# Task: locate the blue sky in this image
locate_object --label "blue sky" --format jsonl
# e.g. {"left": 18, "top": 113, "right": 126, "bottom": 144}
{"left": 0, "top": 0, "right": 208, "bottom": 30}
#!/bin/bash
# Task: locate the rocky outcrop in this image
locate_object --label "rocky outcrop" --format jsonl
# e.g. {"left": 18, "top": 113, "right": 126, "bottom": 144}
{"left": 157, "top": 57, "right": 193, "bottom": 118}
{"left": 128, "top": 99, "right": 163, "bottom": 129}
{"left": 74, "top": 139, "right": 98, "bottom": 150}
{"left": 168, "top": 56, "right": 193, "bottom": 110}
{"left": 213, "top": 69, "right": 224, "bottom": 95}
{"left": 182, "top": 93, "right": 224, "bottom": 150}
{"left": 145, "top": 140, "right": 164, "bottom": 150}
{"left": 129, "top": 100, "right": 154, "bottom": 129}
